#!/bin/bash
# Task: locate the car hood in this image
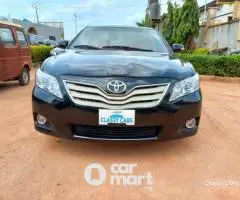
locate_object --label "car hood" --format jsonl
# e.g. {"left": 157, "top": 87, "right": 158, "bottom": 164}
{"left": 42, "top": 50, "right": 195, "bottom": 80}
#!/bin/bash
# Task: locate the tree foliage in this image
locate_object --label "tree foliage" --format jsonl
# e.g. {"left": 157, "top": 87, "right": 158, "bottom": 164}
{"left": 171, "top": 3, "right": 181, "bottom": 44}
{"left": 136, "top": 0, "right": 200, "bottom": 50}
{"left": 162, "top": 1, "right": 174, "bottom": 44}
{"left": 162, "top": 0, "right": 199, "bottom": 49}
{"left": 177, "top": 0, "right": 200, "bottom": 49}
{"left": 136, "top": 11, "right": 152, "bottom": 28}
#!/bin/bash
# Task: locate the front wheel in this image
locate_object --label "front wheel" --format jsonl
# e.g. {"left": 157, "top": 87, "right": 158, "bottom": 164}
{"left": 19, "top": 68, "right": 30, "bottom": 86}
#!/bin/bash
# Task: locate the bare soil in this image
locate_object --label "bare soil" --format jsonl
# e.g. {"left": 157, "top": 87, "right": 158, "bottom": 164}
{"left": 0, "top": 74, "right": 240, "bottom": 200}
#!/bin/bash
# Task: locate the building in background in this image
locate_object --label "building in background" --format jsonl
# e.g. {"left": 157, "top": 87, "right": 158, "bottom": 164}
{"left": 197, "top": 0, "right": 240, "bottom": 53}
{"left": 199, "top": 0, "right": 238, "bottom": 25}
{"left": 147, "top": 0, "right": 161, "bottom": 30}
{"left": 0, "top": 17, "right": 64, "bottom": 42}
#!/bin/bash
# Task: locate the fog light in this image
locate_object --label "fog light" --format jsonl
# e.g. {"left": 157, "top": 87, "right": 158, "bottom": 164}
{"left": 186, "top": 118, "right": 196, "bottom": 129}
{"left": 37, "top": 114, "right": 47, "bottom": 125}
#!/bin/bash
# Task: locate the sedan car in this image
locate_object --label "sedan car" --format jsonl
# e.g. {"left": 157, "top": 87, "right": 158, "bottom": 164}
{"left": 172, "top": 44, "right": 184, "bottom": 52}
{"left": 32, "top": 26, "right": 202, "bottom": 141}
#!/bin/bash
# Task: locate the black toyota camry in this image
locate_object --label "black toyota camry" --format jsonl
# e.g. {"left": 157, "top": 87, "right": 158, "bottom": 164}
{"left": 32, "top": 26, "right": 202, "bottom": 141}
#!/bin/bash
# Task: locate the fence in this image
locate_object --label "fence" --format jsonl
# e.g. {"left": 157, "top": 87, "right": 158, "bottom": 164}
{"left": 196, "top": 20, "right": 240, "bottom": 53}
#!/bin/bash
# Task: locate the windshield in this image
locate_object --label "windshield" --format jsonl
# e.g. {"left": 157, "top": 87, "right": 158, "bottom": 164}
{"left": 68, "top": 27, "right": 171, "bottom": 53}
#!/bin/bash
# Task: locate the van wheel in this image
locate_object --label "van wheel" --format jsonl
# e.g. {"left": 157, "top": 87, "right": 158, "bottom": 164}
{"left": 19, "top": 68, "right": 30, "bottom": 86}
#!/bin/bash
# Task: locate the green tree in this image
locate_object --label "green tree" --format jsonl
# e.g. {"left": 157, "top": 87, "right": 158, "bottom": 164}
{"left": 162, "top": 2, "right": 182, "bottom": 45}
{"left": 162, "top": 1, "right": 174, "bottom": 44}
{"left": 177, "top": 0, "right": 200, "bottom": 49}
{"left": 136, "top": 10, "right": 152, "bottom": 28}
{"left": 171, "top": 3, "right": 181, "bottom": 44}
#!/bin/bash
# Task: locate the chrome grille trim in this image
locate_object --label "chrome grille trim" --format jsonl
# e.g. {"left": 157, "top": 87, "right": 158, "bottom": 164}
{"left": 73, "top": 135, "right": 158, "bottom": 141}
{"left": 63, "top": 80, "right": 170, "bottom": 109}
{"left": 66, "top": 83, "right": 166, "bottom": 100}
{"left": 69, "top": 90, "right": 164, "bottom": 105}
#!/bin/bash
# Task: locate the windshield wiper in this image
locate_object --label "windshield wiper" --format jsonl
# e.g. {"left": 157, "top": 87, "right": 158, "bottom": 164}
{"left": 73, "top": 45, "right": 154, "bottom": 52}
{"left": 73, "top": 45, "right": 101, "bottom": 50}
{"left": 102, "top": 45, "right": 153, "bottom": 52}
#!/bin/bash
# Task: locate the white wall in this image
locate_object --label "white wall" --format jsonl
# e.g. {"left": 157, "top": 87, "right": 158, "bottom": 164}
{"left": 196, "top": 20, "right": 240, "bottom": 52}
{"left": 215, "top": 4, "right": 234, "bottom": 22}
{"left": 12, "top": 19, "right": 64, "bottom": 42}
{"left": 199, "top": 4, "right": 234, "bottom": 24}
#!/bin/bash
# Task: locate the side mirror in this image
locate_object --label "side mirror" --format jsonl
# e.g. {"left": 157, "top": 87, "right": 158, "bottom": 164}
{"left": 172, "top": 44, "right": 184, "bottom": 53}
{"left": 50, "top": 48, "right": 65, "bottom": 56}
{"left": 50, "top": 51, "right": 57, "bottom": 56}
{"left": 57, "top": 40, "right": 68, "bottom": 49}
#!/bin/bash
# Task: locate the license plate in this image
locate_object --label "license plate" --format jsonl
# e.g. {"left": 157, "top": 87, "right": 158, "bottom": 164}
{"left": 99, "top": 109, "right": 135, "bottom": 125}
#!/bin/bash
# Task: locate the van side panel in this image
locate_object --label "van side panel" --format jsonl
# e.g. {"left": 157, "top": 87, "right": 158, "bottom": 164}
{"left": 0, "top": 43, "right": 5, "bottom": 81}
{"left": 3, "top": 44, "right": 20, "bottom": 80}
{"left": 15, "top": 29, "right": 32, "bottom": 72}
{"left": 0, "top": 25, "right": 20, "bottom": 81}
{"left": 0, "top": 23, "right": 32, "bottom": 82}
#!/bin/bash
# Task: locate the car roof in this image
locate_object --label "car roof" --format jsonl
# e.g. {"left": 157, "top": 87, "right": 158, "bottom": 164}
{"left": 86, "top": 25, "right": 155, "bottom": 31}
{"left": 0, "top": 20, "right": 22, "bottom": 28}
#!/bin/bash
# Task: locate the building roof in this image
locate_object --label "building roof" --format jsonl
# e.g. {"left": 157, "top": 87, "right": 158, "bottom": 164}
{"left": 0, "top": 20, "right": 22, "bottom": 28}
{"left": 199, "top": 1, "right": 216, "bottom": 12}
{"left": 199, "top": 0, "right": 236, "bottom": 12}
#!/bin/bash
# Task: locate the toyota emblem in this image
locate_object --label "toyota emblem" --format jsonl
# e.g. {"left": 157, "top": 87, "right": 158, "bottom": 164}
{"left": 107, "top": 80, "right": 127, "bottom": 94}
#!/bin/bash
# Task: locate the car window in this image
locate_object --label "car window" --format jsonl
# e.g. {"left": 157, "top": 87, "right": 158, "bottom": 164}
{"left": 16, "top": 30, "right": 28, "bottom": 46}
{"left": 69, "top": 27, "right": 171, "bottom": 53}
{"left": 0, "top": 27, "right": 16, "bottom": 46}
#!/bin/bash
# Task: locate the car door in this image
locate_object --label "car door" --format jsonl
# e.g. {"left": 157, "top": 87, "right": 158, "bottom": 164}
{"left": 15, "top": 29, "right": 31, "bottom": 76}
{"left": 0, "top": 26, "right": 20, "bottom": 81}
{"left": 0, "top": 27, "right": 4, "bottom": 81}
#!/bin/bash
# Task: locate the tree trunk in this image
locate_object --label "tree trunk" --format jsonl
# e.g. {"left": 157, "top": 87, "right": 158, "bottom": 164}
{"left": 186, "top": 36, "right": 196, "bottom": 50}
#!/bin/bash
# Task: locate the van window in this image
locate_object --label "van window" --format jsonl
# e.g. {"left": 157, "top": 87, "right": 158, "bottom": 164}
{"left": 49, "top": 36, "right": 56, "bottom": 41}
{"left": 16, "top": 30, "right": 27, "bottom": 46}
{"left": 0, "top": 28, "right": 16, "bottom": 46}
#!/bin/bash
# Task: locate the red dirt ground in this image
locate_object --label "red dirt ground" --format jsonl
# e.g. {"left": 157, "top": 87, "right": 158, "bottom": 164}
{"left": 0, "top": 74, "right": 240, "bottom": 200}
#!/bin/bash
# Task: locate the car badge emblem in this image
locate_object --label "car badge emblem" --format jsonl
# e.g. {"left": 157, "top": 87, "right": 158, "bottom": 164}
{"left": 107, "top": 80, "right": 127, "bottom": 94}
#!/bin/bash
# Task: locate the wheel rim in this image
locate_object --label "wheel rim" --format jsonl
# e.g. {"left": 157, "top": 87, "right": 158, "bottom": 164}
{"left": 23, "top": 71, "right": 29, "bottom": 83}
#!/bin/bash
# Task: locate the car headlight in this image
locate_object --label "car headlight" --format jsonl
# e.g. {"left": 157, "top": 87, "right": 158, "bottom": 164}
{"left": 169, "top": 73, "right": 200, "bottom": 101}
{"left": 36, "top": 69, "right": 63, "bottom": 99}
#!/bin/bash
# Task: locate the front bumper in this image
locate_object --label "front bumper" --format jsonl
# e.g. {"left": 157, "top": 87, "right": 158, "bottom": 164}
{"left": 32, "top": 86, "right": 202, "bottom": 141}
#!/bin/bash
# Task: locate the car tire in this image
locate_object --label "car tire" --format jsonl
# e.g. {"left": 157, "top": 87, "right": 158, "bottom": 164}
{"left": 19, "top": 67, "right": 30, "bottom": 86}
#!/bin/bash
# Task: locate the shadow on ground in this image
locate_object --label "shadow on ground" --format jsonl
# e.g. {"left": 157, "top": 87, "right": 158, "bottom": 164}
{"left": 0, "top": 81, "right": 20, "bottom": 92}
{"left": 42, "top": 134, "right": 197, "bottom": 159}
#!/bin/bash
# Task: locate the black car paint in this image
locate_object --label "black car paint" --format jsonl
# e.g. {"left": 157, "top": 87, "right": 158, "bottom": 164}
{"left": 33, "top": 27, "right": 202, "bottom": 141}
{"left": 33, "top": 85, "right": 201, "bottom": 141}
{"left": 41, "top": 50, "right": 195, "bottom": 80}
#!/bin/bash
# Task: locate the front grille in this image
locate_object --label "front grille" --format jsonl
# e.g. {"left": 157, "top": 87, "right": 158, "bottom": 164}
{"left": 64, "top": 80, "right": 170, "bottom": 109}
{"left": 71, "top": 125, "right": 161, "bottom": 140}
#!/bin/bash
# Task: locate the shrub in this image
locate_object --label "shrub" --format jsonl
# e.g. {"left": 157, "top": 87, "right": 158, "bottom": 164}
{"left": 31, "top": 45, "right": 53, "bottom": 63}
{"left": 192, "top": 48, "right": 209, "bottom": 54}
{"left": 177, "top": 54, "right": 240, "bottom": 77}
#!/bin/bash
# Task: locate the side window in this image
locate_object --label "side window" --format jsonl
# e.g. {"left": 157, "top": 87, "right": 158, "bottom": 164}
{"left": 0, "top": 28, "right": 16, "bottom": 46}
{"left": 49, "top": 36, "right": 56, "bottom": 41}
{"left": 16, "top": 30, "right": 28, "bottom": 47}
